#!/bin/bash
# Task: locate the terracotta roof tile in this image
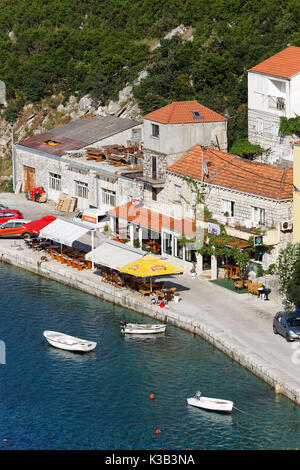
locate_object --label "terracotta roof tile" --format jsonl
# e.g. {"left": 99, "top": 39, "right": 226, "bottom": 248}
{"left": 109, "top": 203, "right": 195, "bottom": 234}
{"left": 143, "top": 100, "right": 226, "bottom": 124}
{"left": 167, "top": 145, "right": 293, "bottom": 200}
{"left": 250, "top": 46, "right": 300, "bottom": 78}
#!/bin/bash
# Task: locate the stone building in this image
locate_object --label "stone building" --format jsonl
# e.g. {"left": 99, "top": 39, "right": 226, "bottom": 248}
{"left": 15, "top": 114, "right": 144, "bottom": 210}
{"left": 164, "top": 145, "right": 294, "bottom": 273}
{"left": 248, "top": 46, "right": 300, "bottom": 166}
{"left": 293, "top": 141, "right": 300, "bottom": 244}
{"left": 138, "top": 100, "right": 227, "bottom": 206}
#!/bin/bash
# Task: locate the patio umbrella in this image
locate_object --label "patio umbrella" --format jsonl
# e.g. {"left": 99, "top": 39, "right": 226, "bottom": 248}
{"left": 119, "top": 254, "right": 183, "bottom": 292}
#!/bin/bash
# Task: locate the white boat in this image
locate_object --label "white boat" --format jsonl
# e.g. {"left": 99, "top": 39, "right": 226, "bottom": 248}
{"left": 187, "top": 391, "right": 233, "bottom": 413}
{"left": 43, "top": 330, "right": 97, "bottom": 352}
{"left": 120, "top": 322, "right": 166, "bottom": 334}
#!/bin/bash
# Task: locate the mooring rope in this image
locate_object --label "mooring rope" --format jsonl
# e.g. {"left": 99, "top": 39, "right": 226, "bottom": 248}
{"left": 233, "top": 405, "right": 253, "bottom": 416}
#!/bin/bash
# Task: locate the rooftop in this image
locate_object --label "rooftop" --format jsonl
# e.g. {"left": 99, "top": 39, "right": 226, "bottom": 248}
{"left": 109, "top": 202, "right": 195, "bottom": 235}
{"left": 17, "top": 114, "right": 142, "bottom": 157}
{"left": 143, "top": 100, "right": 226, "bottom": 124}
{"left": 167, "top": 145, "right": 293, "bottom": 200}
{"left": 249, "top": 46, "right": 300, "bottom": 79}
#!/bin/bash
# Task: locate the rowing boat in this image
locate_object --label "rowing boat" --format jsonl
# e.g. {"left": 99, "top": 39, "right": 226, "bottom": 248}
{"left": 120, "top": 322, "right": 166, "bottom": 334}
{"left": 43, "top": 330, "right": 97, "bottom": 352}
{"left": 187, "top": 391, "right": 233, "bottom": 413}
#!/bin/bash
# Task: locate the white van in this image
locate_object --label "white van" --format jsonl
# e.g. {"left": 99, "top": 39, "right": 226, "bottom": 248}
{"left": 73, "top": 208, "right": 110, "bottom": 230}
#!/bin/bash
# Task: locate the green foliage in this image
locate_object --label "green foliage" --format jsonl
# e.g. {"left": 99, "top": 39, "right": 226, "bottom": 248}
{"left": 275, "top": 243, "right": 300, "bottom": 310}
{"left": 199, "top": 234, "right": 250, "bottom": 268}
{"left": 0, "top": 0, "right": 299, "bottom": 146}
{"left": 133, "top": 239, "right": 140, "bottom": 248}
{"left": 229, "top": 139, "right": 264, "bottom": 160}
{"left": 279, "top": 116, "right": 300, "bottom": 136}
{"left": 286, "top": 258, "right": 300, "bottom": 308}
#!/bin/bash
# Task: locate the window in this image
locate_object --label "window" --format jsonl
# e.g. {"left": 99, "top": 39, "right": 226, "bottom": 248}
{"left": 272, "top": 123, "right": 279, "bottom": 139}
{"left": 252, "top": 206, "right": 265, "bottom": 225}
{"left": 75, "top": 180, "right": 88, "bottom": 199}
{"left": 256, "top": 119, "right": 263, "bottom": 135}
{"left": 192, "top": 110, "right": 204, "bottom": 120}
{"left": 175, "top": 184, "right": 181, "bottom": 202}
{"left": 223, "top": 200, "right": 235, "bottom": 217}
{"left": 163, "top": 231, "right": 173, "bottom": 255}
{"left": 151, "top": 123, "right": 159, "bottom": 138}
{"left": 102, "top": 188, "right": 116, "bottom": 207}
{"left": 175, "top": 237, "right": 183, "bottom": 260}
{"left": 49, "top": 172, "right": 61, "bottom": 191}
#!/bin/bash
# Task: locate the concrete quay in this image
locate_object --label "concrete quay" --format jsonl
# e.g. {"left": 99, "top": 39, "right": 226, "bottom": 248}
{"left": 1, "top": 237, "right": 300, "bottom": 407}
{"left": 0, "top": 193, "right": 299, "bottom": 406}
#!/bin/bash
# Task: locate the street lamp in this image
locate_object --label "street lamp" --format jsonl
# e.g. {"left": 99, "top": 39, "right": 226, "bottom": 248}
{"left": 9, "top": 120, "right": 16, "bottom": 192}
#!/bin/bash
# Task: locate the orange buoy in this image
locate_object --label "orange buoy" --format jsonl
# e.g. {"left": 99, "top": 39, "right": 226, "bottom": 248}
{"left": 150, "top": 393, "right": 155, "bottom": 400}
{"left": 155, "top": 429, "right": 160, "bottom": 435}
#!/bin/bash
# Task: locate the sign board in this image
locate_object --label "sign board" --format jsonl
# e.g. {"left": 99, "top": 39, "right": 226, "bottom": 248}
{"left": 207, "top": 222, "right": 220, "bottom": 236}
{"left": 254, "top": 235, "right": 263, "bottom": 246}
{"left": 131, "top": 197, "right": 142, "bottom": 205}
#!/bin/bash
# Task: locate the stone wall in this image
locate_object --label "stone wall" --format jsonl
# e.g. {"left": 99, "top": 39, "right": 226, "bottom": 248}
{"left": 248, "top": 108, "right": 294, "bottom": 166}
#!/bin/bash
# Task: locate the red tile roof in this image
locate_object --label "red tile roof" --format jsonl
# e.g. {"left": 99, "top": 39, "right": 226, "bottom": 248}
{"left": 250, "top": 46, "right": 300, "bottom": 78}
{"left": 143, "top": 101, "right": 226, "bottom": 124}
{"left": 109, "top": 202, "right": 195, "bottom": 234}
{"left": 167, "top": 145, "right": 293, "bottom": 200}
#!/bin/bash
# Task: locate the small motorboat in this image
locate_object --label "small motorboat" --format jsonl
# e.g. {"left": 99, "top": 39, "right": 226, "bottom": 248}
{"left": 120, "top": 322, "right": 166, "bottom": 334}
{"left": 43, "top": 330, "right": 97, "bottom": 352}
{"left": 187, "top": 390, "right": 234, "bottom": 413}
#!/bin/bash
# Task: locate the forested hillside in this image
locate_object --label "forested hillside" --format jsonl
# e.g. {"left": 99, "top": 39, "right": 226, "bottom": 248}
{"left": 0, "top": 0, "right": 300, "bottom": 147}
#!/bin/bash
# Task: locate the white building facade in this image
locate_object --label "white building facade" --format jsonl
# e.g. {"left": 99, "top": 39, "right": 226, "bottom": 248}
{"left": 248, "top": 46, "right": 300, "bottom": 166}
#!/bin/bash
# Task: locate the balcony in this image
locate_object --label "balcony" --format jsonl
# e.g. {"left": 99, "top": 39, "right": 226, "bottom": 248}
{"left": 201, "top": 216, "right": 279, "bottom": 246}
{"left": 268, "top": 95, "right": 286, "bottom": 111}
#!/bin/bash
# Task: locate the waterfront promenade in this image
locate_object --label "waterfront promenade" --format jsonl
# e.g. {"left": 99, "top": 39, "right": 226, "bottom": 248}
{"left": 1, "top": 193, "right": 300, "bottom": 406}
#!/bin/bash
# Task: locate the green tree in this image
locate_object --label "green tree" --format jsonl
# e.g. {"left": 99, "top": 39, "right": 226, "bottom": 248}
{"left": 276, "top": 243, "right": 300, "bottom": 310}
{"left": 286, "top": 258, "right": 300, "bottom": 309}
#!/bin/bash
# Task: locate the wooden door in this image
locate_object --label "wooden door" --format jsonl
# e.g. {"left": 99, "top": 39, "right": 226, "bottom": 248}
{"left": 23, "top": 166, "right": 35, "bottom": 192}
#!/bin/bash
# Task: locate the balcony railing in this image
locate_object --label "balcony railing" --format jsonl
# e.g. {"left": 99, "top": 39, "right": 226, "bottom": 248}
{"left": 268, "top": 95, "right": 286, "bottom": 111}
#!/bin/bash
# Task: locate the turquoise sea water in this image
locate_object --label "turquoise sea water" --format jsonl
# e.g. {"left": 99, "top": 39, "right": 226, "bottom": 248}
{"left": 0, "top": 262, "right": 299, "bottom": 450}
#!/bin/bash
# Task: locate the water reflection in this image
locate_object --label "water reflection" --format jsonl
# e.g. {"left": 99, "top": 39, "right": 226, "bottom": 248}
{"left": 186, "top": 405, "right": 233, "bottom": 427}
{"left": 45, "top": 346, "right": 97, "bottom": 363}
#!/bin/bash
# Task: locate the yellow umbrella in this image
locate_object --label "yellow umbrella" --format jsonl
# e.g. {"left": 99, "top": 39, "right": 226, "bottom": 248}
{"left": 119, "top": 254, "right": 183, "bottom": 277}
{"left": 119, "top": 254, "right": 183, "bottom": 292}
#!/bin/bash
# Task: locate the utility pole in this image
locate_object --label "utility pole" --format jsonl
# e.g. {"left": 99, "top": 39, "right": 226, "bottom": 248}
{"left": 10, "top": 121, "right": 16, "bottom": 192}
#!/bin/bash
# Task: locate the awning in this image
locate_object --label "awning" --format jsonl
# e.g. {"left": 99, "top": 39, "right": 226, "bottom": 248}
{"left": 85, "top": 240, "right": 145, "bottom": 270}
{"left": 39, "top": 218, "right": 91, "bottom": 246}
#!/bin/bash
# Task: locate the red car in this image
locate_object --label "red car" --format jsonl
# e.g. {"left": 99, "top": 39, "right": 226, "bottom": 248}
{"left": 0, "top": 215, "right": 56, "bottom": 239}
{"left": 21, "top": 216, "right": 56, "bottom": 239}
{"left": 0, "top": 209, "right": 23, "bottom": 224}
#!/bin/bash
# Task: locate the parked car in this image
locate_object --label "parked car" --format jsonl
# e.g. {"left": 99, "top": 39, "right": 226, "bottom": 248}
{"left": 273, "top": 312, "right": 300, "bottom": 342}
{"left": 0, "top": 219, "right": 32, "bottom": 238}
{"left": 0, "top": 209, "right": 23, "bottom": 224}
{"left": 0, "top": 215, "right": 56, "bottom": 239}
{"left": 21, "top": 216, "right": 56, "bottom": 239}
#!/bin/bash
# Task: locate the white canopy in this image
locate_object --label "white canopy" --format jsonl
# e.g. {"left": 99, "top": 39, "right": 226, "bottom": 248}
{"left": 86, "top": 240, "right": 145, "bottom": 270}
{"left": 39, "top": 218, "right": 91, "bottom": 246}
